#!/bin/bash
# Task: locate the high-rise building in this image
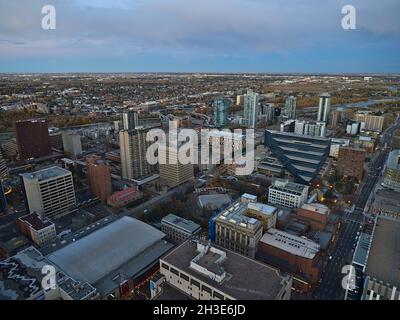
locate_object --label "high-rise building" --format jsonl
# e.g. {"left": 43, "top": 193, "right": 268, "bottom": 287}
{"left": 264, "top": 130, "right": 331, "bottom": 184}
{"left": 354, "top": 112, "right": 385, "bottom": 132}
{"left": 86, "top": 155, "right": 112, "bottom": 203}
{"left": 236, "top": 95, "right": 245, "bottom": 106}
{"left": 382, "top": 149, "right": 400, "bottom": 192}
{"left": 317, "top": 93, "right": 331, "bottom": 123}
{"left": 268, "top": 179, "right": 309, "bottom": 208}
{"left": 283, "top": 95, "right": 297, "bottom": 120}
{"left": 119, "top": 128, "right": 156, "bottom": 180}
{"left": 243, "top": 89, "right": 260, "bottom": 128}
{"left": 20, "top": 166, "right": 76, "bottom": 219}
{"left": 122, "top": 111, "right": 139, "bottom": 130}
{"left": 294, "top": 120, "right": 326, "bottom": 137}
{"left": 159, "top": 144, "right": 194, "bottom": 188}
{"left": 62, "top": 132, "right": 82, "bottom": 158}
{"left": 330, "top": 110, "right": 341, "bottom": 128}
{"left": 337, "top": 147, "right": 366, "bottom": 181}
{"left": 15, "top": 119, "right": 51, "bottom": 160}
{"left": 212, "top": 98, "right": 230, "bottom": 127}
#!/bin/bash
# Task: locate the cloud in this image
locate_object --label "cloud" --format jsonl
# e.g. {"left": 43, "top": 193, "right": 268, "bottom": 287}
{"left": 0, "top": 0, "right": 399, "bottom": 59}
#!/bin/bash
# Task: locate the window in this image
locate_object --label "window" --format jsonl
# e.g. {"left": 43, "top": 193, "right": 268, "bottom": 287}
{"left": 213, "top": 291, "right": 224, "bottom": 300}
{"left": 180, "top": 273, "right": 189, "bottom": 282}
{"left": 161, "top": 263, "right": 169, "bottom": 271}
{"left": 202, "top": 285, "right": 212, "bottom": 295}
{"left": 170, "top": 268, "right": 179, "bottom": 276}
{"left": 190, "top": 279, "right": 200, "bottom": 288}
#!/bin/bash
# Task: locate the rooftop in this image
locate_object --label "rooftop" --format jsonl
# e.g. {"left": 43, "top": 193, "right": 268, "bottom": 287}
{"left": 197, "top": 194, "right": 232, "bottom": 210}
{"left": 20, "top": 166, "right": 71, "bottom": 182}
{"left": 260, "top": 228, "right": 320, "bottom": 260}
{"left": 19, "top": 212, "right": 54, "bottom": 231}
{"left": 161, "top": 214, "right": 201, "bottom": 234}
{"left": 247, "top": 202, "right": 277, "bottom": 216}
{"left": 47, "top": 216, "right": 173, "bottom": 293}
{"left": 365, "top": 216, "right": 400, "bottom": 287}
{"left": 217, "top": 201, "right": 261, "bottom": 231}
{"left": 161, "top": 240, "right": 290, "bottom": 300}
{"left": 269, "top": 179, "right": 309, "bottom": 195}
{"left": 300, "top": 203, "right": 330, "bottom": 215}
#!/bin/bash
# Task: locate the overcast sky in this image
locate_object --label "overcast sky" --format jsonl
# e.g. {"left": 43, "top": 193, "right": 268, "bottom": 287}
{"left": 0, "top": 0, "right": 399, "bottom": 73}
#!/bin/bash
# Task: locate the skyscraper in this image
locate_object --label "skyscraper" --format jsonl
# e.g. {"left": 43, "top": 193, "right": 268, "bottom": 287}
{"left": 244, "top": 89, "right": 260, "bottom": 128}
{"left": 283, "top": 95, "right": 297, "bottom": 120}
{"left": 15, "top": 119, "right": 51, "bottom": 160}
{"left": 330, "top": 110, "right": 341, "bottom": 128}
{"left": 119, "top": 128, "right": 156, "bottom": 180}
{"left": 62, "top": 132, "right": 82, "bottom": 159}
{"left": 317, "top": 93, "right": 331, "bottom": 123}
{"left": 122, "top": 111, "right": 139, "bottom": 130}
{"left": 212, "top": 98, "right": 230, "bottom": 127}
{"left": 86, "top": 155, "right": 112, "bottom": 203}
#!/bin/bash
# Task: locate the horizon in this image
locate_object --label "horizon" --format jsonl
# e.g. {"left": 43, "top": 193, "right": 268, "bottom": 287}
{"left": 0, "top": 0, "right": 399, "bottom": 73}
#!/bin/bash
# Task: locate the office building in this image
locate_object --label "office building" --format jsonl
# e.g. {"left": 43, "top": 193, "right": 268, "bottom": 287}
{"left": 122, "top": 111, "right": 139, "bottom": 130}
{"left": 361, "top": 216, "right": 400, "bottom": 300}
{"left": 330, "top": 110, "right": 341, "bottom": 128}
{"left": 257, "top": 228, "right": 321, "bottom": 292}
{"left": 215, "top": 196, "right": 263, "bottom": 258}
{"left": 283, "top": 95, "right": 297, "bottom": 120}
{"left": 18, "top": 213, "right": 57, "bottom": 246}
{"left": 298, "top": 203, "right": 330, "bottom": 231}
{"left": 119, "top": 128, "right": 156, "bottom": 180}
{"left": 243, "top": 89, "right": 260, "bottom": 128}
{"left": 15, "top": 119, "right": 51, "bottom": 160}
{"left": 62, "top": 132, "right": 82, "bottom": 158}
{"left": 246, "top": 202, "right": 278, "bottom": 231}
{"left": 337, "top": 147, "right": 366, "bottom": 181}
{"left": 86, "top": 155, "right": 112, "bottom": 204}
{"left": 159, "top": 144, "right": 194, "bottom": 188}
{"left": 20, "top": 166, "right": 76, "bottom": 219}
{"left": 268, "top": 179, "right": 309, "bottom": 208}
{"left": 158, "top": 240, "right": 292, "bottom": 300}
{"left": 355, "top": 112, "right": 385, "bottom": 132}
{"left": 371, "top": 189, "right": 400, "bottom": 220}
{"left": 265, "top": 130, "right": 331, "bottom": 184}
{"left": 161, "top": 214, "right": 201, "bottom": 243}
{"left": 212, "top": 98, "right": 230, "bottom": 127}
{"left": 382, "top": 149, "right": 400, "bottom": 192}
{"left": 317, "top": 93, "right": 331, "bottom": 122}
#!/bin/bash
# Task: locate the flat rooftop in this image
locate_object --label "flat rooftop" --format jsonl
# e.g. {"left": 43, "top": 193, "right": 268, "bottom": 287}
{"left": 47, "top": 216, "right": 173, "bottom": 294}
{"left": 247, "top": 202, "right": 277, "bottom": 216}
{"left": 197, "top": 194, "right": 232, "bottom": 210}
{"left": 386, "top": 149, "right": 400, "bottom": 171}
{"left": 260, "top": 228, "right": 320, "bottom": 260}
{"left": 269, "top": 179, "right": 308, "bottom": 195}
{"left": 19, "top": 213, "right": 54, "bottom": 231}
{"left": 365, "top": 216, "right": 400, "bottom": 287}
{"left": 20, "top": 166, "right": 71, "bottom": 182}
{"left": 217, "top": 201, "right": 261, "bottom": 231}
{"left": 300, "top": 203, "right": 330, "bottom": 215}
{"left": 162, "top": 214, "right": 201, "bottom": 234}
{"left": 373, "top": 189, "right": 400, "bottom": 211}
{"left": 161, "top": 241, "right": 290, "bottom": 300}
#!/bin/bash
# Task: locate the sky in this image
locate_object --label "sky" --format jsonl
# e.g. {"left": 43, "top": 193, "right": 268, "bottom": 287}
{"left": 0, "top": 0, "right": 399, "bottom": 73}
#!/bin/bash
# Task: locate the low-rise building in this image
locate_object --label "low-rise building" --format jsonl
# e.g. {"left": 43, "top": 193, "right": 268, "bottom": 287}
{"left": 107, "top": 187, "right": 143, "bottom": 207}
{"left": 382, "top": 149, "right": 400, "bottom": 192}
{"left": 371, "top": 189, "right": 400, "bottom": 220}
{"left": 297, "top": 203, "right": 330, "bottom": 231}
{"left": 268, "top": 179, "right": 309, "bottom": 208}
{"left": 158, "top": 240, "right": 292, "bottom": 300}
{"left": 18, "top": 213, "right": 57, "bottom": 246}
{"left": 257, "top": 228, "right": 322, "bottom": 292}
{"left": 161, "top": 214, "right": 201, "bottom": 243}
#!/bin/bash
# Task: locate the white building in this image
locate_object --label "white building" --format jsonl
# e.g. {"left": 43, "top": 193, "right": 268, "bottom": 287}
{"left": 62, "top": 132, "right": 82, "bottom": 158}
{"left": 268, "top": 179, "right": 309, "bottom": 208}
{"left": 317, "top": 93, "right": 331, "bottom": 123}
{"left": 20, "top": 166, "right": 76, "bottom": 219}
{"left": 18, "top": 213, "right": 57, "bottom": 246}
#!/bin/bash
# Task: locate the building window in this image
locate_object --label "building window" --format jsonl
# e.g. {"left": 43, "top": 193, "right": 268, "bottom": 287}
{"left": 190, "top": 279, "right": 200, "bottom": 288}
